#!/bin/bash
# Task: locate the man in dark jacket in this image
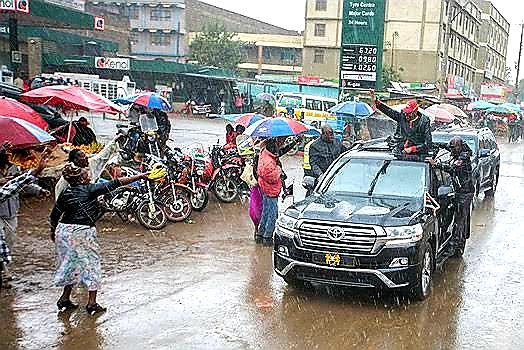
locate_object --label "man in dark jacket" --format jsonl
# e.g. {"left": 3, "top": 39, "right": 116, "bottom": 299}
{"left": 72, "top": 117, "right": 97, "bottom": 146}
{"left": 371, "top": 91, "right": 433, "bottom": 155}
{"left": 309, "top": 125, "right": 348, "bottom": 179}
{"left": 427, "top": 136, "right": 474, "bottom": 257}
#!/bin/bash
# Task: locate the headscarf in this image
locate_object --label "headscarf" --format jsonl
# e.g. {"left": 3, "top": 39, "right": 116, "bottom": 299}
{"left": 62, "top": 163, "right": 84, "bottom": 185}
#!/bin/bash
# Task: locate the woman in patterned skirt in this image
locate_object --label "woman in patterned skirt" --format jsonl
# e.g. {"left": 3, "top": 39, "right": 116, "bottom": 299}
{"left": 50, "top": 164, "right": 148, "bottom": 315}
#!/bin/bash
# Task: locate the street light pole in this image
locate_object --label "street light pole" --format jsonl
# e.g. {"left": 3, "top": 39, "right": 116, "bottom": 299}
{"left": 515, "top": 23, "right": 524, "bottom": 100}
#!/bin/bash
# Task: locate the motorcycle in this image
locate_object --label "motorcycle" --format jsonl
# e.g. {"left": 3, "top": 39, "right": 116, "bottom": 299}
{"left": 99, "top": 166, "right": 168, "bottom": 230}
{"left": 206, "top": 143, "right": 249, "bottom": 203}
{"left": 116, "top": 113, "right": 162, "bottom": 161}
{"left": 174, "top": 145, "right": 210, "bottom": 212}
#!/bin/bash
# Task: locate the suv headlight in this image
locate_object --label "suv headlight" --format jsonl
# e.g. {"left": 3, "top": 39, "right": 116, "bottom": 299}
{"left": 384, "top": 224, "right": 423, "bottom": 246}
{"left": 276, "top": 215, "right": 298, "bottom": 238}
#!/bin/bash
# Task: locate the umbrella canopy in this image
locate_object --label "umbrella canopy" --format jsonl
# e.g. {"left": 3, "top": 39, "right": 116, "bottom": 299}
{"left": 437, "top": 103, "right": 468, "bottom": 118}
{"left": 498, "top": 103, "right": 521, "bottom": 113}
{"left": 116, "top": 92, "right": 171, "bottom": 112}
{"left": 244, "top": 117, "right": 318, "bottom": 138}
{"left": 0, "top": 96, "right": 48, "bottom": 130}
{"left": 466, "top": 100, "right": 495, "bottom": 111}
{"left": 425, "top": 105, "right": 456, "bottom": 124}
{"left": 486, "top": 105, "right": 517, "bottom": 115}
{"left": 0, "top": 116, "right": 54, "bottom": 148}
{"left": 232, "top": 113, "right": 266, "bottom": 128}
{"left": 329, "top": 101, "right": 373, "bottom": 118}
{"left": 20, "top": 85, "right": 123, "bottom": 114}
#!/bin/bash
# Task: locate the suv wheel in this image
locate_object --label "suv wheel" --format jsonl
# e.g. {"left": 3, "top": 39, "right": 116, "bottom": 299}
{"left": 411, "top": 243, "right": 433, "bottom": 301}
{"left": 485, "top": 169, "right": 498, "bottom": 197}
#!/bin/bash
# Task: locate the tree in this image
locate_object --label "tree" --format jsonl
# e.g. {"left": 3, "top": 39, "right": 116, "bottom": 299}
{"left": 189, "top": 23, "right": 247, "bottom": 71}
{"left": 382, "top": 66, "right": 403, "bottom": 88}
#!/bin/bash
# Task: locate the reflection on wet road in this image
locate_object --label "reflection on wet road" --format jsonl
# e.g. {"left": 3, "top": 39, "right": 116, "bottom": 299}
{"left": 1, "top": 117, "right": 523, "bottom": 349}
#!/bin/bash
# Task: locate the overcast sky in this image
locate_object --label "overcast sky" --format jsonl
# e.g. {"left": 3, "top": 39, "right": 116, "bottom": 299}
{"left": 201, "top": 0, "right": 524, "bottom": 82}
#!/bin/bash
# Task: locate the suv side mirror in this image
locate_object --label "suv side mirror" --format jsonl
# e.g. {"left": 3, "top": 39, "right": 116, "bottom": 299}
{"left": 437, "top": 185, "right": 454, "bottom": 199}
{"left": 302, "top": 176, "right": 316, "bottom": 190}
{"left": 479, "top": 149, "right": 490, "bottom": 158}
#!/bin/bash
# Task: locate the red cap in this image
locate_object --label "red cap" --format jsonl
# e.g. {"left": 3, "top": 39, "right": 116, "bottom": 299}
{"left": 402, "top": 100, "right": 419, "bottom": 114}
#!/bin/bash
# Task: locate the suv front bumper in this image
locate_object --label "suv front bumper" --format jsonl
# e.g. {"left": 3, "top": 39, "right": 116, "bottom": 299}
{"left": 274, "top": 234, "right": 422, "bottom": 289}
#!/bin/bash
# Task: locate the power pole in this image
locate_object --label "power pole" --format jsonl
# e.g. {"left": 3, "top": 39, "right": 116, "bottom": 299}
{"left": 515, "top": 23, "right": 524, "bottom": 99}
{"left": 8, "top": 12, "right": 19, "bottom": 76}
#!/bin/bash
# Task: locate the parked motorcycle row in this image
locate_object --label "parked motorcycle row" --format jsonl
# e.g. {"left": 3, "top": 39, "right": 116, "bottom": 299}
{"left": 101, "top": 117, "right": 251, "bottom": 231}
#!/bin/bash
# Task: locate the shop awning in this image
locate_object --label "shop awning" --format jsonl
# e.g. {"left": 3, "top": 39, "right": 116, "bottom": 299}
{"left": 30, "top": 0, "right": 95, "bottom": 30}
{"left": 180, "top": 72, "right": 236, "bottom": 81}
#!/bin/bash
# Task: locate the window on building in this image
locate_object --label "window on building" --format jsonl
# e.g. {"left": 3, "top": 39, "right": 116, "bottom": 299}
{"left": 263, "top": 47, "right": 273, "bottom": 61}
{"left": 125, "top": 6, "right": 139, "bottom": 20}
{"left": 306, "top": 99, "right": 323, "bottom": 111}
{"left": 314, "top": 23, "right": 326, "bottom": 37}
{"left": 313, "top": 49, "right": 325, "bottom": 64}
{"left": 315, "top": 0, "right": 327, "bottom": 11}
{"left": 151, "top": 8, "right": 171, "bottom": 21}
{"left": 130, "top": 32, "right": 139, "bottom": 45}
{"left": 151, "top": 32, "right": 171, "bottom": 46}
{"left": 280, "top": 48, "right": 296, "bottom": 62}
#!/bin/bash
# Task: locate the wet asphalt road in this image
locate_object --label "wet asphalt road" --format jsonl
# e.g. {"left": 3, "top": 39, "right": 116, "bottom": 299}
{"left": 0, "top": 116, "right": 523, "bottom": 350}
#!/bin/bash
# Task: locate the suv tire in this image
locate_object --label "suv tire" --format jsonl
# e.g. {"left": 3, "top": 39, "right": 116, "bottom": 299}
{"left": 411, "top": 243, "right": 433, "bottom": 301}
{"left": 484, "top": 169, "right": 498, "bottom": 197}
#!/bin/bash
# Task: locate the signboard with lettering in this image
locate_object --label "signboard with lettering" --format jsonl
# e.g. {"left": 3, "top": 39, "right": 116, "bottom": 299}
{"left": 0, "top": 0, "right": 30, "bottom": 13}
{"left": 95, "top": 57, "right": 130, "bottom": 71}
{"left": 339, "top": 0, "right": 385, "bottom": 90}
{"left": 0, "top": 0, "right": 15, "bottom": 11}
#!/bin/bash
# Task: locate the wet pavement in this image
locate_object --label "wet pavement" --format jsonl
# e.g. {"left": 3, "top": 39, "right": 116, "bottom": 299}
{"left": 1, "top": 116, "right": 523, "bottom": 349}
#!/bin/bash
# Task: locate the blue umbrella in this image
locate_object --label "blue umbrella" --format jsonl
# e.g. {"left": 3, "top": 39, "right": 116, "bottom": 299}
{"left": 115, "top": 92, "right": 171, "bottom": 112}
{"left": 245, "top": 117, "right": 319, "bottom": 138}
{"left": 499, "top": 103, "right": 521, "bottom": 113}
{"left": 329, "top": 101, "right": 373, "bottom": 118}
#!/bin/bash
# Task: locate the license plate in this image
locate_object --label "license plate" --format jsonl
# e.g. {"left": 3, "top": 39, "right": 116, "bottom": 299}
{"left": 313, "top": 253, "right": 356, "bottom": 268}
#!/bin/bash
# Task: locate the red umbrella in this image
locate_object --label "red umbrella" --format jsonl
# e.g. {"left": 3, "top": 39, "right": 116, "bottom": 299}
{"left": 0, "top": 116, "right": 54, "bottom": 148}
{"left": 0, "top": 96, "right": 48, "bottom": 131}
{"left": 425, "top": 105, "right": 456, "bottom": 124}
{"left": 20, "top": 85, "right": 123, "bottom": 114}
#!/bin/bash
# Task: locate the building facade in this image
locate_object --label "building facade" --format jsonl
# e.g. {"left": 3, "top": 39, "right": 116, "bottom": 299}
{"left": 476, "top": 0, "right": 510, "bottom": 85}
{"left": 186, "top": 0, "right": 303, "bottom": 78}
{"left": 303, "top": 0, "right": 509, "bottom": 95}
{"left": 88, "top": 0, "right": 187, "bottom": 61}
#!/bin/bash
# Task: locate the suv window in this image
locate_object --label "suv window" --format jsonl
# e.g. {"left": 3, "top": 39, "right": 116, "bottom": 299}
{"left": 306, "top": 99, "right": 323, "bottom": 111}
{"left": 279, "top": 95, "right": 302, "bottom": 108}
{"left": 324, "top": 101, "right": 336, "bottom": 111}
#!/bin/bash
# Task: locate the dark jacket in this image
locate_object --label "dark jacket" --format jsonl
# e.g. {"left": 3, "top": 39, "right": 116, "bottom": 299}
{"left": 72, "top": 122, "right": 97, "bottom": 146}
{"left": 50, "top": 180, "right": 121, "bottom": 228}
{"left": 437, "top": 145, "right": 474, "bottom": 194}
{"left": 309, "top": 137, "right": 347, "bottom": 178}
{"left": 376, "top": 101, "right": 433, "bottom": 154}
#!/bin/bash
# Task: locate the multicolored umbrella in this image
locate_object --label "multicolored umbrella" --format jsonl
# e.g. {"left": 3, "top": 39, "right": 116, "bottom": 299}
{"left": 244, "top": 117, "right": 318, "bottom": 138}
{"left": 465, "top": 100, "right": 495, "bottom": 111}
{"left": 0, "top": 97, "right": 48, "bottom": 130}
{"left": 0, "top": 116, "right": 55, "bottom": 148}
{"left": 425, "top": 105, "right": 456, "bottom": 124}
{"left": 20, "top": 85, "right": 123, "bottom": 114}
{"left": 329, "top": 101, "right": 373, "bottom": 118}
{"left": 233, "top": 113, "right": 266, "bottom": 127}
{"left": 117, "top": 93, "right": 171, "bottom": 111}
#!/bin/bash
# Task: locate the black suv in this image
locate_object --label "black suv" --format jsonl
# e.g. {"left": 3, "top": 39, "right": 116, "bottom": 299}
{"left": 433, "top": 127, "right": 500, "bottom": 198}
{"left": 274, "top": 140, "right": 462, "bottom": 300}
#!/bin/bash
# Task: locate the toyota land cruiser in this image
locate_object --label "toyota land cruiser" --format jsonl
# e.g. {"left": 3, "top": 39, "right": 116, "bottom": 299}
{"left": 274, "top": 140, "right": 461, "bottom": 300}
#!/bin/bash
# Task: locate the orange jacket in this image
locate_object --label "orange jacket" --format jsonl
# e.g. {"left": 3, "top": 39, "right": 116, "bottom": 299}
{"left": 257, "top": 149, "right": 282, "bottom": 198}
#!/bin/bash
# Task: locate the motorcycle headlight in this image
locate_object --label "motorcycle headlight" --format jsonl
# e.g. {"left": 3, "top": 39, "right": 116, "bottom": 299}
{"left": 276, "top": 215, "right": 298, "bottom": 238}
{"left": 196, "top": 169, "right": 204, "bottom": 176}
{"left": 384, "top": 224, "right": 423, "bottom": 246}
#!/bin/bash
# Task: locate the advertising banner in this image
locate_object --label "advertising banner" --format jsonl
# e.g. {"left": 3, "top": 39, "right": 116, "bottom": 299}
{"left": 339, "top": 0, "right": 386, "bottom": 90}
{"left": 95, "top": 57, "right": 130, "bottom": 71}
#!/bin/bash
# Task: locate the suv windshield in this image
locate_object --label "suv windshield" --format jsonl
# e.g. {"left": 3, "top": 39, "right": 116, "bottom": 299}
{"left": 433, "top": 134, "right": 477, "bottom": 154}
{"left": 278, "top": 95, "right": 302, "bottom": 108}
{"left": 321, "top": 158, "right": 427, "bottom": 198}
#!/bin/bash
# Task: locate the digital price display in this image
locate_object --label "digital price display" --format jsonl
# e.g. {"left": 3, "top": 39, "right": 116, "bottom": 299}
{"left": 340, "top": 44, "right": 378, "bottom": 89}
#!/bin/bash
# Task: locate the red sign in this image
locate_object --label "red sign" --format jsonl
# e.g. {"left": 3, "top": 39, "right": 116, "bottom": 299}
{"left": 16, "top": 0, "right": 29, "bottom": 13}
{"left": 94, "top": 16, "right": 105, "bottom": 31}
{"left": 298, "top": 76, "right": 322, "bottom": 85}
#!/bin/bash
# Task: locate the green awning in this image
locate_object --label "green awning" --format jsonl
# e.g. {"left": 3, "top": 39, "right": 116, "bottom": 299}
{"left": 42, "top": 54, "right": 94, "bottom": 68}
{"left": 31, "top": 0, "right": 94, "bottom": 30}
{"left": 131, "top": 60, "right": 191, "bottom": 74}
{"left": 8, "top": 26, "right": 119, "bottom": 52}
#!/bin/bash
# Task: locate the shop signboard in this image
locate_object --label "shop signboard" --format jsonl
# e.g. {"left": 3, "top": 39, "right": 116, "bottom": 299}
{"left": 339, "top": 0, "right": 386, "bottom": 90}
{"left": 480, "top": 83, "right": 505, "bottom": 102}
{"left": 95, "top": 57, "right": 130, "bottom": 71}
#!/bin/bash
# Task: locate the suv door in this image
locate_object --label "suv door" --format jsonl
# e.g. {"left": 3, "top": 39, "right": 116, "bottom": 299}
{"left": 478, "top": 135, "right": 491, "bottom": 188}
{"left": 433, "top": 167, "right": 455, "bottom": 252}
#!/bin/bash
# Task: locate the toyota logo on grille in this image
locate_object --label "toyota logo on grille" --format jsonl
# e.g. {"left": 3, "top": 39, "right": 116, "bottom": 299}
{"left": 327, "top": 227, "right": 345, "bottom": 241}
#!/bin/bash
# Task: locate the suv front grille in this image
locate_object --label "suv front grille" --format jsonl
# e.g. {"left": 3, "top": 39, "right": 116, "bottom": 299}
{"left": 298, "top": 221, "right": 377, "bottom": 254}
